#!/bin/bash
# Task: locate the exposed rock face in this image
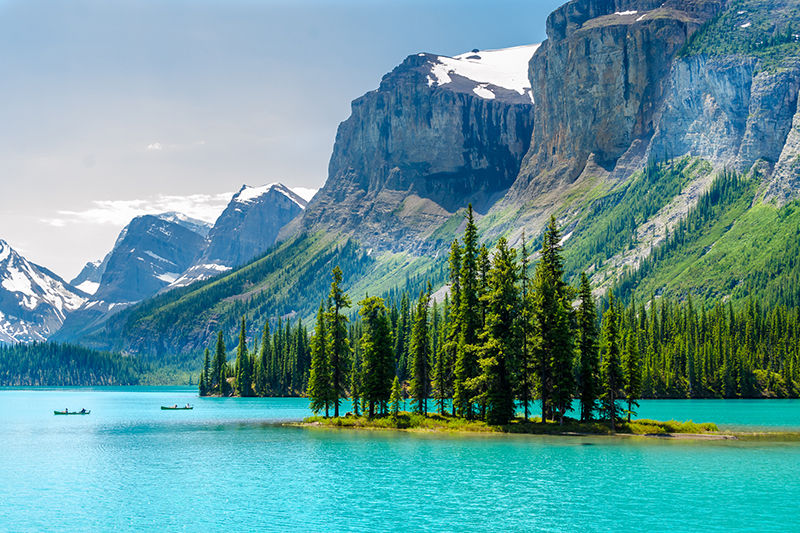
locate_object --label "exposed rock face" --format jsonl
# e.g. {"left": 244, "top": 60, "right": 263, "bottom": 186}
{"left": 203, "top": 183, "right": 305, "bottom": 267}
{"left": 0, "top": 240, "right": 86, "bottom": 343}
{"left": 506, "top": 0, "right": 725, "bottom": 204}
{"left": 53, "top": 216, "right": 207, "bottom": 342}
{"left": 92, "top": 215, "right": 206, "bottom": 303}
{"left": 168, "top": 183, "right": 306, "bottom": 289}
{"left": 289, "top": 46, "right": 537, "bottom": 252}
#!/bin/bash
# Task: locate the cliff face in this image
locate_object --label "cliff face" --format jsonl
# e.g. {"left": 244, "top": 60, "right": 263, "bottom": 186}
{"left": 506, "top": 0, "right": 724, "bottom": 204}
{"left": 290, "top": 47, "right": 537, "bottom": 252}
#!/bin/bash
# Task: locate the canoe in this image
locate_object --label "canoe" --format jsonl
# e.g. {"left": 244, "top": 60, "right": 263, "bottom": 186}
{"left": 54, "top": 410, "right": 90, "bottom": 415}
{"left": 161, "top": 406, "right": 193, "bottom": 410}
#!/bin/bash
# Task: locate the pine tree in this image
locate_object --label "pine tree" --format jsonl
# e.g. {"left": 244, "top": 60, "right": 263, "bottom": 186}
{"left": 255, "top": 320, "right": 271, "bottom": 396}
{"left": 212, "top": 331, "right": 227, "bottom": 396}
{"left": 431, "top": 295, "right": 451, "bottom": 416}
{"left": 532, "top": 216, "right": 572, "bottom": 423}
{"left": 358, "top": 296, "right": 395, "bottom": 417}
{"left": 235, "top": 317, "right": 253, "bottom": 397}
{"left": 390, "top": 375, "right": 402, "bottom": 416}
{"left": 454, "top": 204, "right": 481, "bottom": 418}
{"left": 326, "top": 266, "right": 352, "bottom": 417}
{"left": 601, "top": 293, "right": 623, "bottom": 431}
{"left": 481, "top": 238, "right": 519, "bottom": 425}
{"left": 409, "top": 287, "right": 432, "bottom": 415}
{"left": 623, "top": 329, "right": 642, "bottom": 422}
{"left": 446, "top": 241, "right": 462, "bottom": 416}
{"left": 308, "top": 303, "right": 334, "bottom": 416}
{"left": 517, "top": 231, "right": 535, "bottom": 421}
{"left": 577, "top": 273, "right": 600, "bottom": 421}
{"left": 198, "top": 348, "right": 210, "bottom": 396}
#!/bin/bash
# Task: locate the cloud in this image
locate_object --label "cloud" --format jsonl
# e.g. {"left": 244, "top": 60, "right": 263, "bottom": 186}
{"left": 42, "top": 192, "right": 234, "bottom": 227}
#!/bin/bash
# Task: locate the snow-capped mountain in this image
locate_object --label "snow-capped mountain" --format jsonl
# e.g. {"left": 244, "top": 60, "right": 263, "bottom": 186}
{"left": 0, "top": 240, "right": 87, "bottom": 343}
{"left": 168, "top": 183, "right": 307, "bottom": 288}
{"left": 53, "top": 215, "right": 208, "bottom": 342}
{"left": 69, "top": 212, "right": 212, "bottom": 296}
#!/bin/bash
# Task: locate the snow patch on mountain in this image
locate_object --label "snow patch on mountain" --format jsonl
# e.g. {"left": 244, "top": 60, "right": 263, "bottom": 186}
{"left": 233, "top": 183, "right": 308, "bottom": 210}
{"left": 0, "top": 239, "right": 87, "bottom": 343}
{"left": 424, "top": 44, "right": 540, "bottom": 102}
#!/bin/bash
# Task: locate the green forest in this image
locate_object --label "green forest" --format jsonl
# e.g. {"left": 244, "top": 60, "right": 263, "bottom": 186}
{"left": 0, "top": 342, "right": 143, "bottom": 386}
{"left": 200, "top": 205, "right": 800, "bottom": 428}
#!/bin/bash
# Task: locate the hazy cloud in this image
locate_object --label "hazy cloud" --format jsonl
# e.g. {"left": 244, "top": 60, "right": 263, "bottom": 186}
{"left": 43, "top": 193, "right": 234, "bottom": 227}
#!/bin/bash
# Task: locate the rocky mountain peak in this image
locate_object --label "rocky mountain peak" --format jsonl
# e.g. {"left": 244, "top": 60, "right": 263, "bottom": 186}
{"left": 0, "top": 239, "right": 87, "bottom": 343}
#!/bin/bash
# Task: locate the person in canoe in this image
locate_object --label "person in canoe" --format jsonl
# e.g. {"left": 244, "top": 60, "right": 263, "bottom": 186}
{"left": 64, "top": 408, "right": 68, "bottom": 413}
{"left": 80, "top": 408, "right": 86, "bottom": 414}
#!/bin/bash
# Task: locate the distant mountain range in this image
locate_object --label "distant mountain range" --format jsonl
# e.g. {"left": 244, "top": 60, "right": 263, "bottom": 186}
{"left": 0, "top": 183, "right": 308, "bottom": 344}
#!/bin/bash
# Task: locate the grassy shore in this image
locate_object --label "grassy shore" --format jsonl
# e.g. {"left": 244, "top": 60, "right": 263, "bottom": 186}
{"left": 301, "top": 412, "right": 724, "bottom": 437}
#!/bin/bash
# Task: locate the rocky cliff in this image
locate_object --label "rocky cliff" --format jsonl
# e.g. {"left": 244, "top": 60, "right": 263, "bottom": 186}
{"left": 505, "top": 0, "right": 725, "bottom": 206}
{"left": 286, "top": 46, "right": 538, "bottom": 253}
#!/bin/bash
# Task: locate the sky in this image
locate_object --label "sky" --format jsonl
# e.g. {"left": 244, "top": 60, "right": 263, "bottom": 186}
{"left": 0, "top": 0, "right": 564, "bottom": 281}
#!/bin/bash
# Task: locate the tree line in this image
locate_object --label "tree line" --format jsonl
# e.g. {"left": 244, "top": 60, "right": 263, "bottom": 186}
{"left": 0, "top": 342, "right": 143, "bottom": 386}
{"left": 202, "top": 206, "right": 800, "bottom": 422}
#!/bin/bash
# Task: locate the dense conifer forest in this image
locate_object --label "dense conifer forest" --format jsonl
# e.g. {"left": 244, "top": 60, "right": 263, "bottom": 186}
{"left": 203, "top": 204, "right": 800, "bottom": 427}
{"left": 0, "top": 342, "right": 143, "bottom": 386}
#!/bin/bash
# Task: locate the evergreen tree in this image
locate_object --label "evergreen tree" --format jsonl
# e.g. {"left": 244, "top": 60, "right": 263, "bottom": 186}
{"left": 326, "top": 266, "right": 352, "bottom": 418}
{"left": 445, "top": 241, "right": 462, "bottom": 416}
{"left": 409, "top": 287, "right": 432, "bottom": 415}
{"left": 481, "top": 238, "right": 519, "bottom": 425}
{"left": 235, "top": 317, "right": 253, "bottom": 397}
{"left": 532, "top": 216, "right": 572, "bottom": 423}
{"left": 198, "top": 348, "right": 210, "bottom": 396}
{"left": 577, "top": 273, "right": 600, "bottom": 421}
{"left": 623, "top": 330, "right": 642, "bottom": 422}
{"left": 390, "top": 375, "right": 402, "bottom": 416}
{"left": 431, "top": 295, "right": 451, "bottom": 415}
{"left": 308, "top": 303, "right": 334, "bottom": 416}
{"left": 454, "top": 204, "right": 481, "bottom": 418}
{"left": 517, "top": 231, "right": 535, "bottom": 421}
{"left": 212, "top": 331, "right": 227, "bottom": 396}
{"left": 601, "top": 293, "right": 624, "bottom": 431}
{"left": 359, "top": 296, "right": 395, "bottom": 417}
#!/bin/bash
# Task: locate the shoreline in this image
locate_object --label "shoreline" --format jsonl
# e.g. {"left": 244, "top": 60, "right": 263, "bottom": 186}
{"left": 293, "top": 414, "right": 800, "bottom": 441}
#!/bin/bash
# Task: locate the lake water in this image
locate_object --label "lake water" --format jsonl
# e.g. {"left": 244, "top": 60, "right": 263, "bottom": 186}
{"left": 2, "top": 388, "right": 799, "bottom": 532}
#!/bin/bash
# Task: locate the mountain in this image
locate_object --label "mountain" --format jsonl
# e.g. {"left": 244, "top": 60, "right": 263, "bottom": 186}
{"left": 0, "top": 240, "right": 87, "bottom": 344}
{"left": 69, "top": 212, "right": 212, "bottom": 296}
{"left": 169, "top": 183, "right": 307, "bottom": 288}
{"left": 63, "top": 0, "right": 800, "bottom": 362}
{"left": 53, "top": 215, "right": 208, "bottom": 342}
{"left": 282, "top": 45, "right": 537, "bottom": 253}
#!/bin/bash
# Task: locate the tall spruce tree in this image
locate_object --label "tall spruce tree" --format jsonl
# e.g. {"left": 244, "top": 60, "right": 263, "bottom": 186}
{"left": 577, "top": 272, "right": 600, "bottom": 421}
{"left": 532, "top": 216, "right": 572, "bottom": 423}
{"left": 235, "top": 317, "right": 253, "bottom": 397}
{"left": 601, "top": 293, "right": 623, "bottom": 431}
{"left": 308, "top": 303, "right": 334, "bottom": 416}
{"left": 623, "top": 330, "right": 642, "bottom": 422}
{"left": 212, "top": 331, "right": 227, "bottom": 396}
{"left": 326, "top": 266, "right": 352, "bottom": 418}
{"left": 481, "top": 238, "right": 519, "bottom": 425}
{"left": 517, "top": 231, "right": 534, "bottom": 421}
{"left": 409, "top": 287, "right": 432, "bottom": 415}
{"left": 358, "top": 296, "right": 395, "bottom": 417}
{"left": 446, "top": 241, "right": 462, "bottom": 416}
{"left": 454, "top": 204, "right": 481, "bottom": 418}
{"left": 199, "top": 348, "right": 210, "bottom": 396}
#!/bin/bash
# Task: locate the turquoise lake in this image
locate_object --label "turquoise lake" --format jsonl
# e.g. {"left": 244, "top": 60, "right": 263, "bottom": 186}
{"left": 2, "top": 388, "right": 799, "bottom": 532}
